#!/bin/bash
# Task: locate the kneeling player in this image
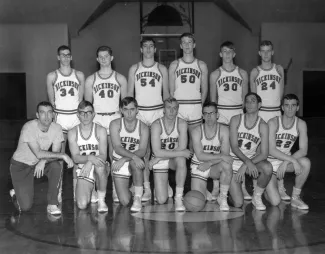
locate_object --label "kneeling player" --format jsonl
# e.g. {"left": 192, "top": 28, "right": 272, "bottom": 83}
{"left": 68, "top": 101, "right": 109, "bottom": 212}
{"left": 191, "top": 102, "right": 233, "bottom": 211}
{"left": 266, "top": 94, "right": 310, "bottom": 209}
{"left": 229, "top": 93, "right": 272, "bottom": 210}
{"left": 150, "top": 97, "right": 192, "bottom": 212}
{"left": 110, "top": 97, "right": 149, "bottom": 212}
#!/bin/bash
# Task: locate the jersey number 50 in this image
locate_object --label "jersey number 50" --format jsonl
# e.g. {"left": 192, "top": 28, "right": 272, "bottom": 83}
{"left": 181, "top": 75, "right": 195, "bottom": 84}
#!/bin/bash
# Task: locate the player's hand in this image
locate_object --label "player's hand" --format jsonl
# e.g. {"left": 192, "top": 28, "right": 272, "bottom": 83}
{"left": 88, "top": 155, "right": 106, "bottom": 167}
{"left": 277, "top": 161, "right": 288, "bottom": 180}
{"left": 181, "top": 149, "right": 193, "bottom": 159}
{"left": 63, "top": 154, "right": 74, "bottom": 168}
{"left": 221, "top": 155, "right": 233, "bottom": 165}
{"left": 34, "top": 159, "right": 46, "bottom": 178}
{"left": 246, "top": 160, "right": 259, "bottom": 178}
{"left": 80, "top": 161, "right": 93, "bottom": 177}
{"left": 112, "top": 158, "right": 125, "bottom": 172}
{"left": 292, "top": 159, "right": 302, "bottom": 175}
{"left": 235, "top": 164, "right": 247, "bottom": 183}
{"left": 197, "top": 162, "right": 212, "bottom": 172}
{"left": 132, "top": 155, "right": 145, "bottom": 170}
{"left": 149, "top": 157, "right": 161, "bottom": 170}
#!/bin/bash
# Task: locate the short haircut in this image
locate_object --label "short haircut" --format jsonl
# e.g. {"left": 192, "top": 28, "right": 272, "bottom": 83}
{"left": 180, "top": 32, "right": 195, "bottom": 43}
{"left": 78, "top": 100, "right": 94, "bottom": 111}
{"left": 37, "top": 101, "right": 53, "bottom": 112}
{"left": 203, "top": 102, "right": 218, "bottom": 112}
{"left": 260, "top": 40, "right": 273, "bottom": 50}
{"left": 120, "top": 96, "right": 138, "bottom": 108}
{"left": 96, "top": 46, "right": 113, "bottom": 57}
{"left": 57, "top": 45, "right": 71, "bottom": 55}
{"left": 220, "top": 41, "right": 235, "bottom": 51}
{"left": 163, "top": 97, "right": 179, "bottom": 107}
{"left": 141, "top": 37, "right": 156, "bottom": 47}
{"left": 282, "top": 94, "right": 300, "bottom": 106}
{"left": 245, "top": 92, "right": 262, "bottom": 103}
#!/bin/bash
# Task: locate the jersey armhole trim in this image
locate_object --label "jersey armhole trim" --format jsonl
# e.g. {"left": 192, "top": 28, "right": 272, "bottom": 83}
{"left": 92, "top": 73, "right": 97, "bottom": 91}
{"left": 174, "top": 60, "right": 180, "bottom": 75}
{"left": 115, "top": 71, "right": 122, "bottom": 88}
{"left": 254, "top": 68, "right": 260, "bottom": 84}
{"left": 53, "top": 71, "right": 58, "bottom": 87}
{"left": 215, "top": 69, "right": 222, "bottom": 87}
{"left": 95, "top": 123, "right": 100, "bottom": 142}
{"left": 276, "top": 116, "right": 280, "bottom": 133}
{"left": 296, "top": 117, "right": 300, "bottom": 137}
{"left": 275, "top": 64, "right": 283, "bottom": 78}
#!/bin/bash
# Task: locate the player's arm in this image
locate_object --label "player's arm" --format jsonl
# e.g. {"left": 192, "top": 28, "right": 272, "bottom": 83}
{"left": 230, "top": 115, "right": 250, "bottom": 163}
{"left": 84, "top": 74, "right": 95, "bottom": 102}
{"left": 276, "top": 65, "right": 285, "bottom": 99}
{"left": 127, "top": 64, "right": 137, "bottom": 97}
{"left": 240, "top": 68, "right": 249, "bottom": 102}
{"left": 251, "top": 121, "right": 269, "bottom": 163}
{"left": 292, "top": 119, "right": 308, "bottom": 159}
{"left": 174, "top": 118, "right": 188, "bottom": 151}
{"left": 117, "top": 73, "right": 128, "bottom": 100}
{"left": 97, "top": 125, "right": 108, "bottom": 162}
{"left": 159, "top": 64, "right": 170, "bottom": 100}
{"left": 46, "top": 71, "right": 56, "bottom": 107}
{"left": 168, "top": 60, "right": 178, "bottom": 97}
{"left": 209, "top": 69, "right": 220, "bottom": 103}
{"left": 199, "top": 61, "right": 208, "bottom": 105}
{"left": 268, "top": 117, "right": 296, "bottom": 163}
{"left": 76, "top": 71, "right": 85, "bottom": 103}
{"left": 249, "top": 68, "right": 259, "bottom": 93}
{"left": 132, "top": 122, "right": 149, "bottom": 158}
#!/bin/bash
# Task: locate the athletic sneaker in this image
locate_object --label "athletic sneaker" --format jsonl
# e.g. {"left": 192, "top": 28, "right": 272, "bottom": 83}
{"left": 279, "top": 186, "right": 291, "bottom": 201}
{"left": 252, "top": 194, "right": 266, "bottom": 211}
{"left": 168, "top": 184, "right": 173, "bottom": 198}
{"left": 175, "top": 196, "right": 185, "bottom": 212}
{"left": 242, "top": 185, "right": 252, "bottom": 200}
{"left": 141, "top": 188, "right": 152, "bottom": 202}
{"left": 91, "top": 190, "right": 99, "bottom": 203}
{"left": 217, "top": 194, "right": 230, "bottom": 211}
{"left": 47, "top": 205, "right": 62, "bottom": 215}
{"left": 211, "top": 188, "right": 219, "bottom": 201}
{"left": 206, "top": 190, "right": 213, "bottom": 201}
{"left": 131, "top": 196, "right": 142, "bottom": 212}
{"left": 291, "top": 196, "right": 309, "bottom": 210}
{"left": 97, "top": 200, "right": 108, "bottom": 213}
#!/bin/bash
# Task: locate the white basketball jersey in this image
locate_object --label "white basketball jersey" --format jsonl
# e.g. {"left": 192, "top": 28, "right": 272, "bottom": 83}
{"left": 231, "top": 114, "right": 262, "bottom": 161}
{"left": 92, "top": 71, "right": 121, "bottom": 113}
{"left": 174, "top": 58, "right": 202, "bottom": 103}
{"left": 255, "top": 64, "right": 282, "bottom": 111}
{"left": 53, "top": 69, "right": 81, "bottom": 114}
{"left": 77, "top": 123, "right": 99, "bottom": 169}
{"left": 268, "top": 116, "right": 299, "bottom": 161}
{"left": 112, "top": 118, "right": 141, "bottom": 161}
{"left": 159, "top": 117, "right": 180, "bottom": 151}
{"left": 216, "top": 66, "right": 243, "bottom": 110}
{"left": 134, "top": 62, "right": 163, "bottom": 110}
{"left": 192, "top": 124, "right": 221, "bottom": 165}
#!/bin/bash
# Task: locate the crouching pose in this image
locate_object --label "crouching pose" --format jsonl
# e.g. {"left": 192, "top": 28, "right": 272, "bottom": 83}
{"left": 110, "top": 97, "right": 149, "bottom": 212}
{"left": 190, "top": 102, "right": 233, "bottom": 211}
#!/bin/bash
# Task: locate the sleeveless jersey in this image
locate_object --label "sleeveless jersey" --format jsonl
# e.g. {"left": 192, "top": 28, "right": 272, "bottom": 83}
{"left": 174, "top": 58, "right": 202, "bottom": 104}
{"left": 216, "top": 66, "right": 243, "bottom": 110}
{"left": 112, "top": 118, "right": 141, "bottom": 161}
{"left": 192, "top": 124, "right": 221, "bottom": 165}
{"left": 92, "top": 71, "right": 121, "bottom": 113}
{"left": 231, "top": 114, "right": 262, "bottom": 161}
{"left": 255, "top": 64, "right": 282, "bottom": 112}
{"left": 268, "top": 116, "right": 299, "bottom": 161}
{"left": 159, "top": 117, "right": 180, "bottom": 151}
{"left": 53, "top": 69, "right": 81, "bottom": 114}
{"left": 77, "top": 123, "right": 99, "bottom": 169}
{"left": 134, "top": 62, "right": 163, "bottom": 110}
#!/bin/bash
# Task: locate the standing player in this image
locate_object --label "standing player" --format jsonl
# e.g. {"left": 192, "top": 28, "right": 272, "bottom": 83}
{"left": 109, "top": 97, "right": 149, "bottom": 212}
{"left": 68, "top": 101, "right": 109, "bottom": 212}
{"left": 210, "top": 41, "right": 249, "bottom": 200}
{"left": 229, "top": 93, "right": 272, "bottom": 210}
{"left": 190, "top": 102, "right": 233, "bottom": 211}
{"left": 169, "top": 33, "right": 208, "bottom": 146}
{"left": 85, "top": 46, "right": 127, "bottom": 201}
{"left": 266, "top": 94, "right": 310, "bottom": 209}
{"left": 149, "top": 97, "right": 192, "bottom": 211}
{"left": 46, "top": 45, "right": 85, "bottom": 202}
{"left": 250, "top": 40, "right": 287, "bottom": 200}
{"left": 127, "top": 37, "right": 171, "bottom": 201}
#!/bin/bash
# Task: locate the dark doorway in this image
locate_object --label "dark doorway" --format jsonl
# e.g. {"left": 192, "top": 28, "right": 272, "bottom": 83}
{"left": 303, "top": 71, "right": 325, "bottom": 117}
{"left": 0, "top": 73, "right": 26, "bottom": 119}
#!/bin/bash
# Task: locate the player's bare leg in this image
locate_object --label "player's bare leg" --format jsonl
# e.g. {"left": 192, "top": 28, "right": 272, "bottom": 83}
{"left": 95, "top": 165, "right": 108, "bottom": 212}
{"left": 265, "top": 175, "right": 281, "bottom": 206}
{"left": 278, "top": 179, "right": 290, "bottom": 201}
{"left": 154, "top": 168, "right": 169, "bottom": 205}
{"left": 130, "top": 161, "right": 144, "bottom": 212}
{"left": 172, "top": 157, "right": 187, "bottom": 212}
{"left": 141, "top": 142, "right": 152, "bottom": 202}
{"left": 241, "top": 175, "right": 252, "bottom": 200}
{"left": 58, "top": 133, "right": 68, "bottom": 203}
{"left": 108, "top": 135, "right": 119, "bottom": 202}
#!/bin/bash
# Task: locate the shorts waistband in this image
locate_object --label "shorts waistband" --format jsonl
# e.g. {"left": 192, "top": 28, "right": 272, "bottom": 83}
{"left": 97, "top": 112, "right": 116, "bottom": 116}
{"left": 54, "top": 109, "right": 78, "bottom": 114}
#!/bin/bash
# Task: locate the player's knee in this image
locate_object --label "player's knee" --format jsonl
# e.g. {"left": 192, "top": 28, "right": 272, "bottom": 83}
{"left": 20, "top": 201, "right": 33, "bottom": 212}
{"left": 300, "top": 157, "right": 311, "bottom": 171}
{"left": 119, "top": 196, "right": 131, "bottom": 206}
{"left": 221, "top": 161, "right": 232, "bottom": 174}
{"left": 130, "top": 160, "right": 144, "bottom": 171}
{"left": 175, "top": 157, "right": 187, "bottom": 170}
{"left": 261, "top": 161, "right": 273, "bottom": 176}
{"left": 268, "top": 194, "right": 281, "bottom": 206}
{"left": 156, "top": 195, "right": 168, "bottom": 205}
{"left": 77, "top": 199, "right": 88, "bottom": 210}
{"left": 50, "top": 161, "right": 62, "bottom": 171}
{"left": 95, "top": 165, "right": 106, "bottom": 175}
{"left": 232, "top": 198, "right": 243, "bottom": 208}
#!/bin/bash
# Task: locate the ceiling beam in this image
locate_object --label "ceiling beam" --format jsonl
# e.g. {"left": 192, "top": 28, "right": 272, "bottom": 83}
{"left": 213, "top": 0, "right": 252, "bottom": 33}
{"left": 78, "top": 0, "right": 118, "bottom": 34}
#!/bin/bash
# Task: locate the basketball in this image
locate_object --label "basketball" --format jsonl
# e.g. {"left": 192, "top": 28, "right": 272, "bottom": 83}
{"left": 183, "top": 190, "right": 206, "bottom": 212}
